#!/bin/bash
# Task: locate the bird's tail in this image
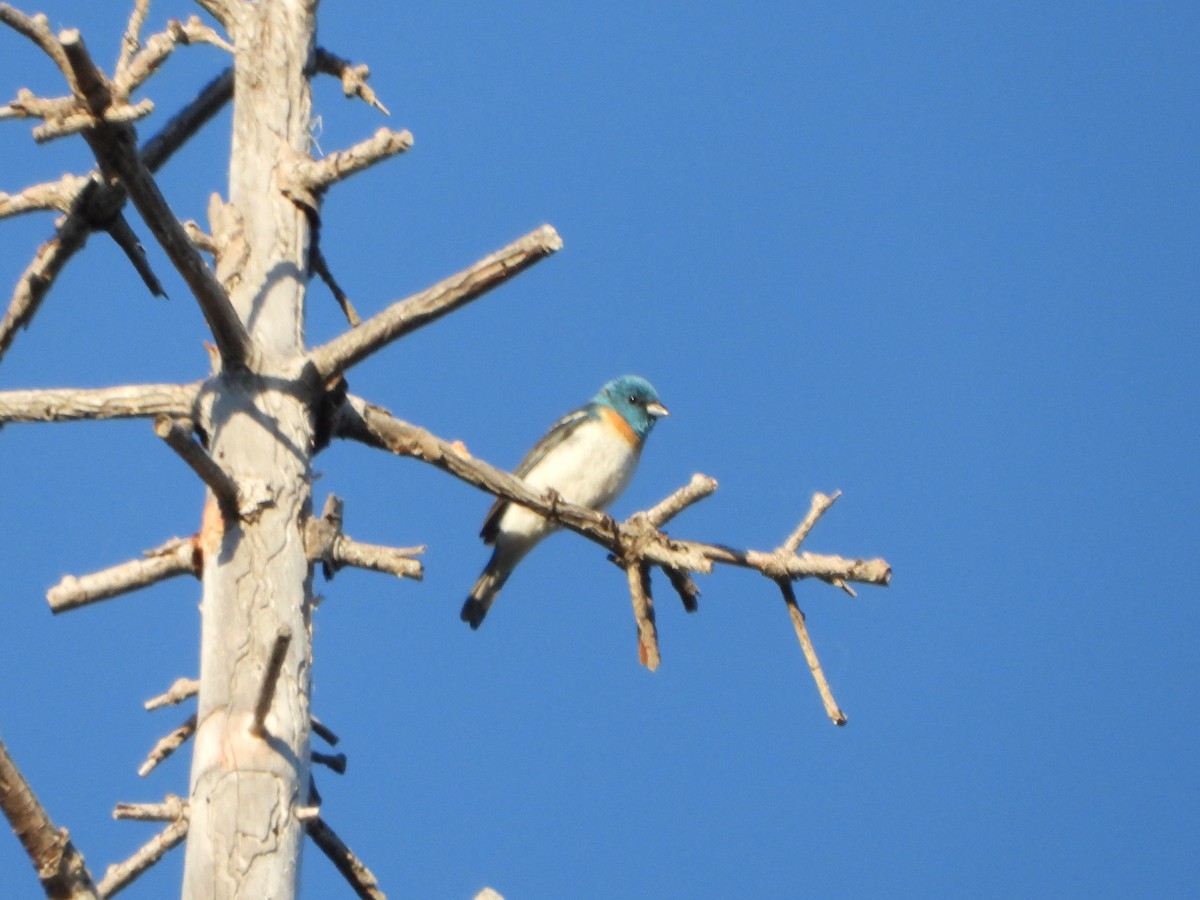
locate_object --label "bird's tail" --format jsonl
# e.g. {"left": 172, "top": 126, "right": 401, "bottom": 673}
{"left": 461, "top": 564, "right": 510, "bottom": 630}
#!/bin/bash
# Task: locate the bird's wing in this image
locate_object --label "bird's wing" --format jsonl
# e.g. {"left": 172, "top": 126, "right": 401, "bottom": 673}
{"left": 480, "top": 405, "right": 594, "bottom": 544}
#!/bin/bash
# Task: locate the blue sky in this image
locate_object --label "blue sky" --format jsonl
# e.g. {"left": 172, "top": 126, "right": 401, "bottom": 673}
{"left": 2, "top": 1, "right": 1197, "bottom": 897}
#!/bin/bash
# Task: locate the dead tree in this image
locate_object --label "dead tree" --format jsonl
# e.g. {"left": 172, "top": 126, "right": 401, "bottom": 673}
{"left": 0, "top": 2, "right": 890, "bottom": 897}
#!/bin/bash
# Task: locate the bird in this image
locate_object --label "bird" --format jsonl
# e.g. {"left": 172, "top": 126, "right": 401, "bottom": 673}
{"left": 461, "top": 375, "right": 669, "bottom": 629}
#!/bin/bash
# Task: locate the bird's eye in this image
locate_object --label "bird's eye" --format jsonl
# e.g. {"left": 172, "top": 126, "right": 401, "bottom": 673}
{"left": 628, "top": 394, "right": 639, "bottom": 406}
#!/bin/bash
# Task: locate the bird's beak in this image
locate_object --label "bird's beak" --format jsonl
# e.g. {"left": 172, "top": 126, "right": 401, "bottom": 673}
{"left": 646, "top": 401, "right": 669, "bottom": 418}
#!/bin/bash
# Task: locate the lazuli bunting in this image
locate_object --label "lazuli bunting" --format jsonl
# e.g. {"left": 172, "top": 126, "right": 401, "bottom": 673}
{"left": 461, "top": 375, "right": 669, "bottom": 629}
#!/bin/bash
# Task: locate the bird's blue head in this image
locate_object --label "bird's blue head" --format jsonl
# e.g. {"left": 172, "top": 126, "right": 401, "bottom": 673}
{"left": 593, "top": 375, "right": 669, "bottom": 441}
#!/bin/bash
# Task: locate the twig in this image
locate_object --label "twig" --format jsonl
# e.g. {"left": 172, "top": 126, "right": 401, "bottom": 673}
{"left": 0, "top": 173, "right": 90, "bottom": 219}
{"left": 140, "top": 67, "right": 232, "bottom": 171}
{"left": 311, "top": 715, "right": 340, "bottom": 747}
{"left": 153, "top": 415, "right": 240, "bottom": 517}
{"left": 144, "top": 676, "right": 199, "bottom": 711}
{"left": 137, "top": 714, "right": 197, "bottom": 777}
{"left": 313, "top": 48, "right": 390, "bottom": 114}
{"left": 312, "top": 751, "right": 347, "bottom": 775}
{"left": 115, "top": 0, "right": 152, "bottom": 77}
{"left": 328, "top": 537, "right": 424, "bottom": 580}
{"left": 662, "top": 565, "right": 700, "bottom": 613}
{"left": 642, "top": 473, "right": 718, "bottom": 528}
{"left": 96, "top": 816, "right": 188, "bottom": 897}
{"left": 46, "top": 536, "right": 199, "bottom": 614}
{"left": 0, "top": 382, "right": 198, "bottom": 424}
{"left": 113, "top": 16, "right": 234, "bottom": 102}
{"left": 777, "top": 579, "right": 846, "bottom": 726}
{"left": 104, "top": 212, "right": 167, "bottom": 298}
{"left": 251, "top": 626, "right": 293, "bottom": 738}
{"left": 289, "top": 128, "right": 411, "bottom": 199}
{"left": 625, "top": 561, "right": 659, "bottom": 671}
{"left": 304, "top": 494, "right": 424, "bottom": 581}
{"left": 306, "top": 816, "right": 386, "bottom": 900}
{"left": 113, "top": 795, "right": 186, "bottom": 823}
{"left": 0, "top": 736, "right": 100, "bottom": 899}
{"left": 0, "top": 5, "right": 73, "bottom": 84}
{"left": 311, "top": 229, "right": 360, "bottom": 325}
{"left": 309, "top": 225, "right": 563, "bottom": 379}
{"left": 193, "top": 0, "right": 230, "bottom": 27}
{"left": 32, "top": 98, "right": 154, "bottom": 144}
{"left": 783, "top": 490, "right": 841, "bottom": 554}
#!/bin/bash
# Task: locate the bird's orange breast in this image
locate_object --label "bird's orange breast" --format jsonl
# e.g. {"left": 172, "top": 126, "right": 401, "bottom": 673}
{"left": 599, "top": 405, "right": 639, "bottom": 446}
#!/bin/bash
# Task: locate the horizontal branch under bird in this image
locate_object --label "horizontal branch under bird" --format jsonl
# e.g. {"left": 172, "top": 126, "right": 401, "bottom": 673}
{"left": 336, "top": 397, "right": 891, "bottom": 589}
{"left": 308, "top": 224, "right": 563, "bottom": 380}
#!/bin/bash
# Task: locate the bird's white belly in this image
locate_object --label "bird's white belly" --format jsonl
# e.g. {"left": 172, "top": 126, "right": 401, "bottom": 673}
{"left": 500, "top": 422, "right": 639, "bottom": 539}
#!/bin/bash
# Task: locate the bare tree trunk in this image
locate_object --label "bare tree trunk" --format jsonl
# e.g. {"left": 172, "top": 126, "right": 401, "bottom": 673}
{"left": 183, "top": 2, "right": 318, "bottom": 897}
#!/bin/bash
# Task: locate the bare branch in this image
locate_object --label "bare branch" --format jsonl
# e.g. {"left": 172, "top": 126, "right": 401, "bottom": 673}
{"left": 144, "top": 676, "right": 199, "bottom": 711}
{"left": 663, "top": 565, "right": 700, "bottom": 613}
{"left": 335, "top": 537, "right": 423, "bottom": 579}
{"left": 305, "top": 497, "right": 424, "bottom": 581}
{"left": 0, "top": 382, "right": 197, "bottom": 425}
{"left": 139, "top": 66, "right": 232, "bottom": 171}
{"left": 783, "top": 490, "right": 841, "bottom": 554}
{"left": 625, "top": 561, "right": 660, "bottom": 671}
{"left": 310, "top": 227, "right": 360, "bottom": 325}
{"left": 0, "top": 173, "right": 89, "bottom": 219}
{"left": 0, "top": 736, "right": 100, "bottom": 899}
{"left": 113, "top": 15, "right": 234, "bottom": 102}
{"left": 153, "top": 416, "right": 240, "bottom": 517}
{"left": 57, "top": 29, "right": 252, "bottom": 369}
{"left": 96, "top": 816, "right": 188, "bottom": 897}
{"left": 642, "top": 473, "right": 718, "bottom": 529}
{"left": 312, "top": 751, "right": 346, "bottom": 775}
{"left": 47, "top": 536, "right": 199, "bottom": 614}
{"left": 305, "top": 816, "right": 386, "bottom": 900}
{"left": 104, "top": 211, "right": 166, "bottom": 297}
{"left": 113, "top": 795, "right": 186, "bottom": 823}
{"left": 192, "top": 0, "right": 230, "bottom": 27}
{"left": 289, "top": 127, "right": 411, "bottom": 197}
{"left": 251, "top": 626, "right": 293, "bottom": 738}
{"left": 313, "top": 48, "right": 390, "bottom": 114}
{"left": 0, "top": 5, "right": 73, "bottom": 84}
{"left": 137, "top": 714, "right": 197, "bottom": 777}
{"left": 309, "top": 225, "right": 563, "bottom": 380}
{"left": 32, "top": 99, "right": 154, "bottom": 144}
{"left": 311, "top": 716, "right": 340, "bottom": 747}
{"left": 0, "top": 189, "right": 95, "bottom": 361}
{"left": 777, "top": 579, "right": 846, "bottom": 725}
{"left": 115, "top": 0, "right": 153, "bottom": 77}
